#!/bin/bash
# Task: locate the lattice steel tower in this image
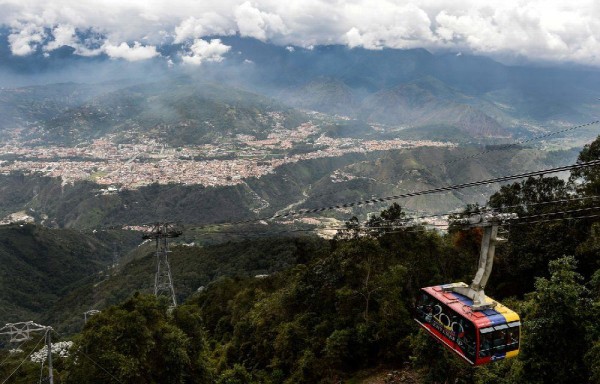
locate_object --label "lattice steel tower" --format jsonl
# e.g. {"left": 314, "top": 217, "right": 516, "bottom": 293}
{"left": 142, "top": 223, "right": 182, "bottom": 309}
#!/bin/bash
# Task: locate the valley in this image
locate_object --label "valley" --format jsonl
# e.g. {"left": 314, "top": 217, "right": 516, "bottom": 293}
{"left": 0, "top": 25, "right": 599, "bottom": 384}
{"left": 0, "top": 122, "right": 453, "bottom": 189}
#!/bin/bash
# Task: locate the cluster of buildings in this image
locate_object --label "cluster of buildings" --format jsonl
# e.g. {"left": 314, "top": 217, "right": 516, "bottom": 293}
{"left": 0, "top": 123, "right": 454, "bottom": 189}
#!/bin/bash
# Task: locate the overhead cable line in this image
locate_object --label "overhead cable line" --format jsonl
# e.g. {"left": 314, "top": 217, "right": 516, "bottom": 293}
{"left": 492, "top": 194, "right": 600, "bottom": 211}
{"left": 509, "top": 213, "right": 600, "bottom": 225}
{"left": 403, "top": 195, "right": 600, "bottom": 222}
{"left": 51, "top": 329, "right": 124, "bottom": 384}
{"left": 509, "top": 205, "right": 600, "bottom": 222}
{"left": 190, "top": 204, "right": 600, "bottom": 240}
{"left": 431, "top": 120, "right": 600, "bottom": 169}
{"left": 1, "top": 333, "right": 46, "bottom": 384}
{"left": 192, "top": 159, "right": 600, "bottom": 229}
{"left": 0, "top": 339, "right": 29, "bottom": 367}
{"left": 308, "top": 120, "right": 600, "bottom": 201}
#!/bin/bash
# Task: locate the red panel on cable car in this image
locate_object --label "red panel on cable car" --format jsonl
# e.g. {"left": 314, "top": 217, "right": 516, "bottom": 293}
{"left": 414, "top": 284, "right": 521, "bottom": 366}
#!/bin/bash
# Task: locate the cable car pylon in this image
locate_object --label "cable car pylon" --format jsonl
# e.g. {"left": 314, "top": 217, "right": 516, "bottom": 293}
{"left": 444, "top": 211, "right": 517, "bottom": 310}
{"left": 142, "top": 222, "right": 182, "bottom": 310}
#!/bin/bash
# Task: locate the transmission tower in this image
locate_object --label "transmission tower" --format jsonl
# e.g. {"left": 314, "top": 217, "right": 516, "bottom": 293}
{"left": 112, "top": 241, "right": 119, "bottom": 269}
{"left": 0, "top": 322, "right": 54, "bottom": 384}
{"left": 84, "top": 309, "right": 101, "bottom": 323}
{"left": 142, "top": 222, "right": 182, "bottom": 309}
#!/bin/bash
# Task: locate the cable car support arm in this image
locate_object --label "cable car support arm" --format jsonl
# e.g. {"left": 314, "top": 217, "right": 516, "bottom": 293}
{"left": 444, "top": 212, "right": 516, "bottom": 310}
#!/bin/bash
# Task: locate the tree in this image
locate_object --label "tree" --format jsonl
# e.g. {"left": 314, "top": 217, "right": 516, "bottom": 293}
{"left": 65, "top": 294, "right": 210, "bottom": 384}
{"left": 585, "top": 269, "right": 600, "bottom": 384}
{"left": 486, "top": 176, "right": 582, "bottom": 296}
{"left": 570, "top": 136, "right": 600, "bottom": 196}
{"left": 519, "top": 256, "right": 590, "bottom": 384}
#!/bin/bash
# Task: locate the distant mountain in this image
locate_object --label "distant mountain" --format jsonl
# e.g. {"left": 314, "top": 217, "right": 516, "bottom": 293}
{"left": 278, "top": 77, "right": 359, "bottom": 116}
{"left": 218, "top": 37, "right": 599, "bottom": 123}
{"left": 34, "top": 79, "right": 307, "bottom": 146}
{"left": 358, "top": 77, "right": 508, "bottom": 137}
{"left": 2, "top": 36, "right": 598, "bottom": 136}
{"left": 0, "top": 82, "right": 127, "bottom": 132}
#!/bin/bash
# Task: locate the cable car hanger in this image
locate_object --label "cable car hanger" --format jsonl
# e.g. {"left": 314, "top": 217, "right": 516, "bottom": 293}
{"left": 444, "top": 211, "right": 517, "bottom": 310}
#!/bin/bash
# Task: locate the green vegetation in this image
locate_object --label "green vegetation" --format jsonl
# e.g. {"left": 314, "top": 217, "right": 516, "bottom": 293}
{"left": 1, "top": 139, "right": 600, "bottom": 383}
{"left": 0, "top": 224, "right": 139, "bottom": 323}
{"left": 36, "top": 79, "right": 308, "bottom": 146}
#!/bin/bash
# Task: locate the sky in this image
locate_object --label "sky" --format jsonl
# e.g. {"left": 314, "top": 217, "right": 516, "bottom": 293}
{"left": 0, "top": 0, "right": 599, "bottom": 67}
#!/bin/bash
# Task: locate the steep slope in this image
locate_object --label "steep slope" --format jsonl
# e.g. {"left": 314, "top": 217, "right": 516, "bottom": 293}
{"left": 298, "top": 146, "right": 580, "bottom": 214}
{"left": 0, "top": 152, "right": 371, "bottom": 228}
{"left": 278, "top": 77, "right": 360, "bottom": 116}
{"left": 43, "top": 236, "right": 327, "bottom": 334}
{"left": 0, "top": 146, "right": 579, "bottom": 229}
{"left": 359, "top": 78, "right": 508, "bottom": 137}
{"left": 0, "top": 224, "right": 139, "bottom": 322}
{"left": 39, "top": 78, "right": 307, "bottom": 146}
{"left": 0, "top": 82, "right": 127, "bottom": 134}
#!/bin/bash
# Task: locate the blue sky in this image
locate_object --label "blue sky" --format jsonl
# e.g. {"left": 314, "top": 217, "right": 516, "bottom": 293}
{"left": 0, "top": 0, "right": 599, "bottom": 67}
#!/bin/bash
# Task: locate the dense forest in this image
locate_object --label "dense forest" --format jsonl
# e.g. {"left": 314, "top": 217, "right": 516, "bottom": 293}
{"left": 1, "top": 138, "right": 600, "bottom": 383}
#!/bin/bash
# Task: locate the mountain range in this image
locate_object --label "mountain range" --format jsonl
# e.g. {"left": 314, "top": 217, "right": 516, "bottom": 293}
{"left": 1, "top": 36, "right": 599, "bottom": 144}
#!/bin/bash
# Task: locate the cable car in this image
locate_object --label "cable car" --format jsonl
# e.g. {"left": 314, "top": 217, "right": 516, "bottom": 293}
{"left": 414, "top": 212, "right": 521, "bottom": 365}
{"left": 415, "top": 284, "right": 520, "bottom": 365}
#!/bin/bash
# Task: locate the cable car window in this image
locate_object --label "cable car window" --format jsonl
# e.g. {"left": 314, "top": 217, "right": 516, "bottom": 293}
{"left": 505, "top": 323, "right": 520, "bottom": 351}
{"left": 415, "top": 293, "right": 435, "bottom": 325}
{"left": 456, "top": 318, "right": 476, "bottom": 362}
{"left": 479, "top": 329, "right": 494, "bottom": 357}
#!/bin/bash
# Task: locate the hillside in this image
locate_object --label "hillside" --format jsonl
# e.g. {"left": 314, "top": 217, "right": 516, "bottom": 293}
{"left": 2, "top": 49, "right": 599, "bottom": 148}
{"left": 35, "top": 79, "right": 308, "bottom": 146}
{"left": 358, "top": 81, "right": 507, "bottom": 137}
{"left": 0, "top": 81, "right": 129, "bottom": 133}
{"left": 0, "top": 146, "right": 578, "bottom": 229}
{"left": 0, "top": 224, "right": 139, "bottom": 323}
{"left": 0, "top": 222, "right": 325, "bottom": 334}
{"left": 0, "top": 137, "right": 599, "bottom": 383}
{"left": 293, "top": 146, "right": 579, "bottom": 215}
{"left": 221, "top": 38, "right": 600, "bottom": 127}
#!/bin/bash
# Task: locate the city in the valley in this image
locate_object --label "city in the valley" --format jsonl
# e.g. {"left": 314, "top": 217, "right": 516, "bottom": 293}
{"left": 0, "top": 121, "right": 454, "bottom": 190}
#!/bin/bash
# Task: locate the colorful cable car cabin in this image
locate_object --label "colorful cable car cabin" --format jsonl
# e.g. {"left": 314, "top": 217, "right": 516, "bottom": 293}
{"left": 414, "top": 212, "right": 521, "bottom": 365}
{"left": 415, "top": 284, "right": 520, "bottom": 365}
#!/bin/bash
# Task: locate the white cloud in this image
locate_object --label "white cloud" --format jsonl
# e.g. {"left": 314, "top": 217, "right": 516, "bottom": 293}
{"left": 181, "top": 38, "right": 230, "bottom": 65}
{"left": 8, "top": 22, "right": 45, "bottom": 56}
{"left": 44, "top": 24, "right": 77, "bottom": 51}
{"left": 0, "top": 0, "right": 599, "bottom": 66}
{"left": 102, "top": 41, "right": 160, "bottom": 61}
{"left": 343, "top": 2, "right": 436, "bottom": 49}
{"left": 234, "top": 1, "right": 287, "bottom": 41}
{"left": 173, "top": 14, "right": 235, "bottom": 43}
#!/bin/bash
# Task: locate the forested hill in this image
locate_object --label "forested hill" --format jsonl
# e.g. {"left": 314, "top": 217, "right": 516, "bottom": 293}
{"left": 1, "top": 139, "right": 600, "bottom": 383}
{"left": 0, "top": 224, "right": 140, "bottom": 324}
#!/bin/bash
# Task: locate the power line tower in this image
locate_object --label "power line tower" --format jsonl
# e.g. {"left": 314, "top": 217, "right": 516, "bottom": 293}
{"left": 0, "top": 322, "right": 54, "bottom": 384}
{"left": 84, "top": 309, "right": 101, "bottom": 324}
{"left": 142, "top": 222, "right": 182, "bottom": 309}
{"left": 112, "top": 241, "right": 119, "bottom": 270}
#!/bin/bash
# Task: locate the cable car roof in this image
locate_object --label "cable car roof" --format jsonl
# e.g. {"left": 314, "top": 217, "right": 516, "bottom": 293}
{"left": 422, "top": 285, "right": 520, "bottom": 328}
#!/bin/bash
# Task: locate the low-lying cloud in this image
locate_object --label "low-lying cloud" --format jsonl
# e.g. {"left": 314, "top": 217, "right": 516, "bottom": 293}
{"left": 1, "top": 0, "right": 599, "bottom": 66}
{"left": 181, "top": 38, "right": 231, "bottom": 65}
{"left": 102, "top": 41, "right": 160, "bottom": 61}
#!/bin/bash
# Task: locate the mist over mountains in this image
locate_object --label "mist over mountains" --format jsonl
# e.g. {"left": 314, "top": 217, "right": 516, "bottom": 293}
{"left": 1, "top": 36, "right": 599, "bottom": 144}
